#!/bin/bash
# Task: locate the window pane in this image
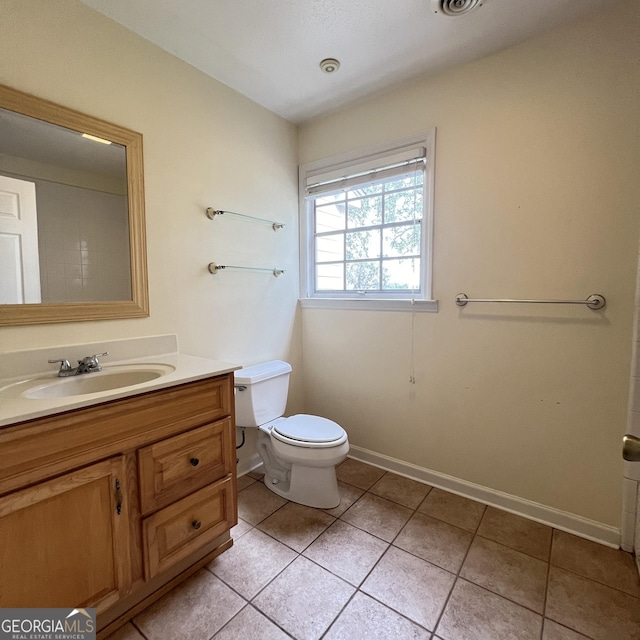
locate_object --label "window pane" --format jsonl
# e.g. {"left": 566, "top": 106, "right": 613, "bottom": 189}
{"left": 346, "top": 229, "right": 381, "bottom": 260}
{"left": 316, "top": 234, "right": 344, "bottom": 263}
{"left": 346, "top": 261, "right": 380, "bottom": 290}
{"left": 383, "top": 224, "right": 420, "bottom": 258}
{"left": 316, "top": 263, "right": 343, "bottom": 291}
{"left": 347, "top": 184, "right": 382, "bottom": 198}
{"left": 385, "top": 172, "right": 424, "bottom": 191}
{"left": 347, "top": 196, "right": 382, "bottom": 228}
{"left": 316, "top": 192, "right": 344, "bottom": 206}
{"left": 384, "top": 189, "right": 423, "bottom": 223}
{"left": 316, "top": 202, "right": 345, "bottom": 233}
{"left": 382, "top": 258, "right": 420, "bottom": 290}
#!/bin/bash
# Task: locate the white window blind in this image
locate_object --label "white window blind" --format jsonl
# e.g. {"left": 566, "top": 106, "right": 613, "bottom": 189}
{"left": 305, "top": 146, "right": 426, "bottom": 195}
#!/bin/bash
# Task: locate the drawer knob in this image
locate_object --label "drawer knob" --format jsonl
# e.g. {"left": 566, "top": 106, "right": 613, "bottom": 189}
{"left": 192, "top": 520, "right": 202, "bottom": 530}
{"left": 190, "top": 457, "right": 200, "bottom": 467}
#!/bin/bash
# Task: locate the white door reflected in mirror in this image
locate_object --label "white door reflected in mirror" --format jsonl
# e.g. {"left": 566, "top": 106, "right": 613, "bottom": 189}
{"left": 0, "top": 175, "right": 40, "bottom": 304}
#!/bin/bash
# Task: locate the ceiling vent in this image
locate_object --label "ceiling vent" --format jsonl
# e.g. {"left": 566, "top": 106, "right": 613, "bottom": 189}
{"left": 431, "top": 0, "right": 483, "bottom": 16}
{"left": 319, "top": 58, "right": 341, "bottom": 74}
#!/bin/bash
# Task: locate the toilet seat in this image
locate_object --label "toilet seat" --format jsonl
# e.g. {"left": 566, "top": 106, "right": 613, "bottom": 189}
{"left": 271, "top": 414, "right": 347, "bottom": 448}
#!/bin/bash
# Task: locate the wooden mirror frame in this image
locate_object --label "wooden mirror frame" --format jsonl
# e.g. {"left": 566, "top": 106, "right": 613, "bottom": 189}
{"left": 0, "top": 84, "right": 149, "bottom": 326}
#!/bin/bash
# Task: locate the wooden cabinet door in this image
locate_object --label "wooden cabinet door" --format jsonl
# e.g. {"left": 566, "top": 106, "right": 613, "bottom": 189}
{"left": 0, "top": 457, "right": 131, "bottom": 613}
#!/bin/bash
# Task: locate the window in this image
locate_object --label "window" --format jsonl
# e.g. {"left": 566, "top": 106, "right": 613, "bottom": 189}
{"left": 299, "top": 133, "right": 436, "bottom": 311}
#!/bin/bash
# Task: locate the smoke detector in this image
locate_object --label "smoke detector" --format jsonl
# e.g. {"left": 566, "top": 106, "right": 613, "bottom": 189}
{"left": 431, "top": 0, "right": 483, "bottom": 16}
{"left": 319, "top": 58, "right": 340, "bottom": 74}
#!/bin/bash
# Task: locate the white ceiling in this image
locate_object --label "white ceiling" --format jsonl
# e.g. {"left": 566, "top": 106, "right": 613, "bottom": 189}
{"left": 80, "top": 0, "right": 617, "bottom": 124}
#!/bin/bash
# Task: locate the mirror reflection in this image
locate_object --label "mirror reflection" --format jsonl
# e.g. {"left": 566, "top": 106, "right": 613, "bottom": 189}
{"left": 0, "top": 107, "right": 132, "bottom": 304}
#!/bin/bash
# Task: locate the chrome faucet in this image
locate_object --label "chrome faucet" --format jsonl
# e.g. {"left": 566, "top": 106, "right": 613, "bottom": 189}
{"left": 48, "top": 352, "right": 109, "bottom": 377}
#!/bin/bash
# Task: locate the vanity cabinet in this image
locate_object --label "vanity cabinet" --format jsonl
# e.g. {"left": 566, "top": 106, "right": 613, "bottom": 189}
{"left": 0, "top": 372, "right": 237, "bottom": 638}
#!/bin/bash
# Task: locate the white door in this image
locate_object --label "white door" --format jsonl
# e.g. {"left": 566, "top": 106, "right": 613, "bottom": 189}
{"left": 0, "top": 175, "right": 41, "bottom": 303}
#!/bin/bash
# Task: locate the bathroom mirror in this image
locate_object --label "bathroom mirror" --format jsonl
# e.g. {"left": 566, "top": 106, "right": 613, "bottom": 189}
{"left": 0, "top": 83, "right": 148, "bottom": 325}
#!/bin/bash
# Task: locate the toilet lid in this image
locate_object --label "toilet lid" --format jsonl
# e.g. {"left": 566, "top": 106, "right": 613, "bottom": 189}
{"left": 272, "top": 414, "right": 345, "bottom": 444}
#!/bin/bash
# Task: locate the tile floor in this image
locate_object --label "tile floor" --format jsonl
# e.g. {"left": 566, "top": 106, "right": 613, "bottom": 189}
{"left": 106, "top": 458, "right": 640, "bottom": 640}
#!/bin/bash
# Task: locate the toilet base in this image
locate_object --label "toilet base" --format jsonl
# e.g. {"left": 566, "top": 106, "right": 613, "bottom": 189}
{"left": 256, "top": 429, "right": 348, "bottom": 509}
{"left": 264, "top": 464, "right": 341, "bottom": 509}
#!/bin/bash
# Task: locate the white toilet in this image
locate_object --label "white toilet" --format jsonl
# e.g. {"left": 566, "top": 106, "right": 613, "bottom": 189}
{"left": 234, "top": 360, "right": 349, "bottom": 509}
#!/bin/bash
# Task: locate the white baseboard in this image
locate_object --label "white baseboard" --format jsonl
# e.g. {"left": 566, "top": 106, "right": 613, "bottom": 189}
{"left": 348, "top": 445, "right": 621, "bottom": 549}
{"left": 236, "top": 452, "right": 262, "bottom": 477}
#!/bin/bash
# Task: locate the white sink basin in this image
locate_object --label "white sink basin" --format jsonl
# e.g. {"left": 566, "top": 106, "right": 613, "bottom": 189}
{"left": 22, "top": 364, "right": 175, "bottom": 399}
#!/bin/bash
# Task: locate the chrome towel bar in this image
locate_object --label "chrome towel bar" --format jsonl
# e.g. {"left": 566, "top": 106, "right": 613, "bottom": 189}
{"left": 455, "top": 293, "right": 606, "bottom": 310}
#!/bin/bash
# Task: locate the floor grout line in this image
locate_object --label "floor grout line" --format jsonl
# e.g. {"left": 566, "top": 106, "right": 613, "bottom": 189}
{"left": 547, "top": 562, "right": 640, "bottom": 600}
{"left": 540, "top": 563, "right": 551, "bottom": 640}
{"left": 429, "top": 517, "right": 478, "bottom": 637}
{"left": 130, "top": 619, "right": 149, "bottom": 640}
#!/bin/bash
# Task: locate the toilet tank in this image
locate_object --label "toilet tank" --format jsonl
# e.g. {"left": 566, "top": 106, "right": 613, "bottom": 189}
{"left": 234, "top": 360, "right": 292, "bottom": 427}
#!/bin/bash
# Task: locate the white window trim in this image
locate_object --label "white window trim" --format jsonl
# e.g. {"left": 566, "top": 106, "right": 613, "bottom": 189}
{"left": 298, "top": 297, "right": 438, "bottom": 312}
{"left": 298, "top": 130, "right": 437, "bottom": 311}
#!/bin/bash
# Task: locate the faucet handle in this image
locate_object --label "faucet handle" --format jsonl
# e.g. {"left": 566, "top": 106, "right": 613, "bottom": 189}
{"left": 79, "top": 352, "right": 109, "bottom": 369}
{"left": 48, "top": 358, "right": 72, "bottom": 372}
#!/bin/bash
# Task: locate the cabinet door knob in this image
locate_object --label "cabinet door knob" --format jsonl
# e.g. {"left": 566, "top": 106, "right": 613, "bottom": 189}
{"left": 190, "top": 457, "right": 200, "bottom": 467}
{"left": 192, "top": 520, "right": 202, "bottom": 530}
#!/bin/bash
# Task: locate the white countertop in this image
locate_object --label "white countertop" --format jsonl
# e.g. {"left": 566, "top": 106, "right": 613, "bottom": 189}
{"left": 0, "top": 335, "right": 239, "bottom": 428}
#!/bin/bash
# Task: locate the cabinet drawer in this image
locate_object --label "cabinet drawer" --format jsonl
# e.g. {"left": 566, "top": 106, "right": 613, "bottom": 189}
{"left": 142, "top": 476, "right": 235, "bottom": 579}
{"left": 138, "top": 418, "right": 233, "bottom": 515}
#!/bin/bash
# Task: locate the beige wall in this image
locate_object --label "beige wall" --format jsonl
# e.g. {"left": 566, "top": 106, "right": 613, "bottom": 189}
{"left": 298, "top": 1, "right": 640, "bottom": 527}
{"left": 0, "top": 1, "right": 304, "bottom": 466}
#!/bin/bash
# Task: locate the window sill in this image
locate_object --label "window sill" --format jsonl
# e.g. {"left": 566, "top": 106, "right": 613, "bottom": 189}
{"left": 298, "top": 298, "right": 438, "bottom": 312}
